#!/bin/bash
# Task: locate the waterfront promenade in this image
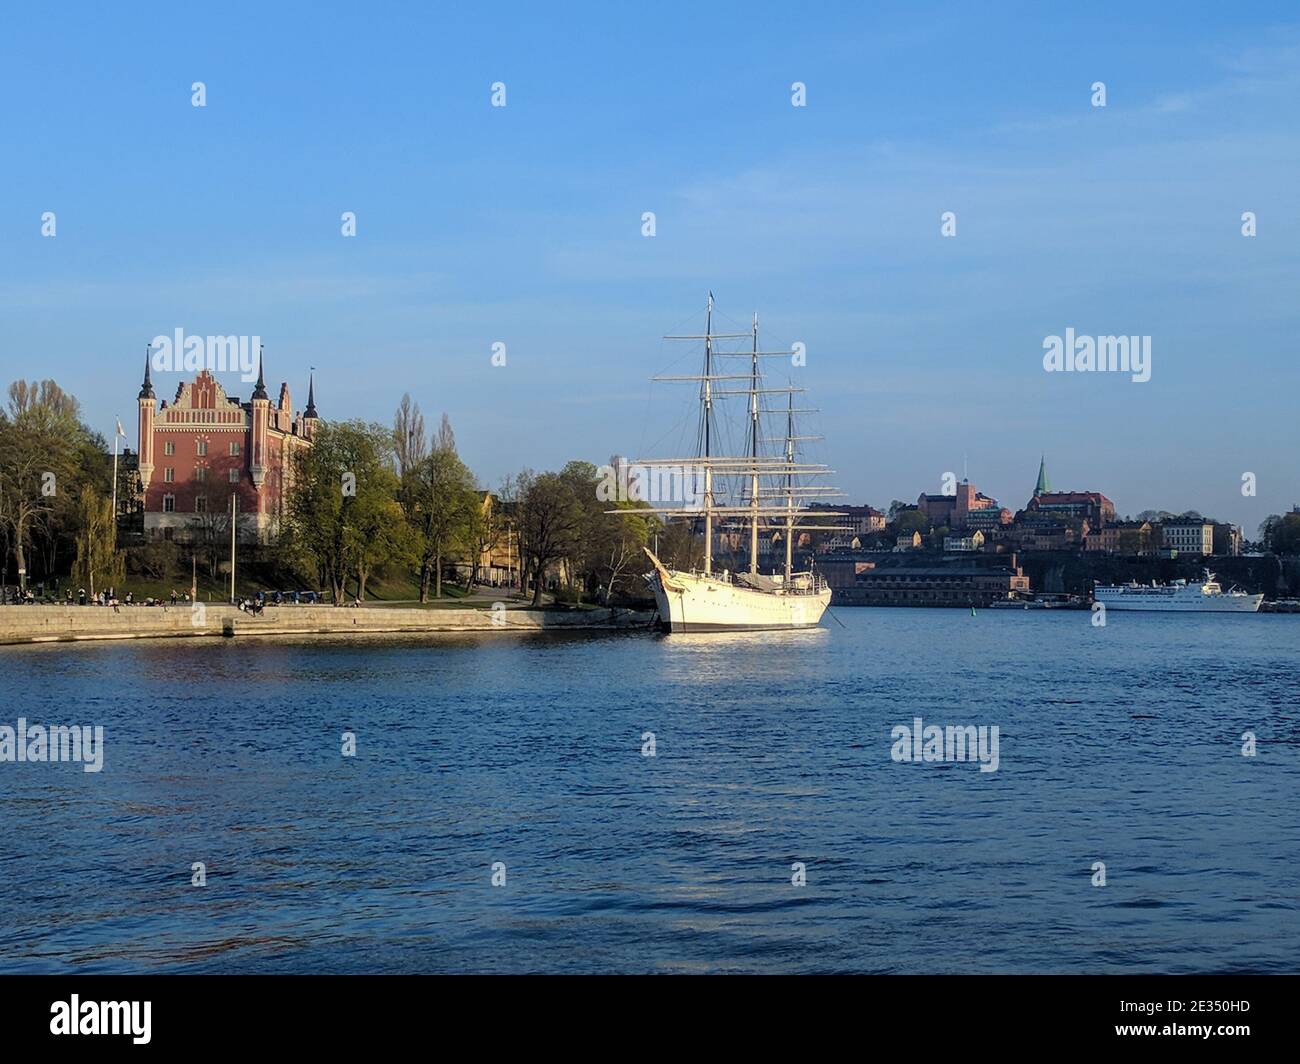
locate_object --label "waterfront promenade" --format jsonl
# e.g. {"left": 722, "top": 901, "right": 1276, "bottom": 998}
{"left": 0, "top": 604, "right": 653, "bottom": 647}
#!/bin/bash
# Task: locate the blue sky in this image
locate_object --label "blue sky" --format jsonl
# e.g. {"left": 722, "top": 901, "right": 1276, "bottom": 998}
{"left": 2, "top": 2, "right": 1297, "bottom": 532}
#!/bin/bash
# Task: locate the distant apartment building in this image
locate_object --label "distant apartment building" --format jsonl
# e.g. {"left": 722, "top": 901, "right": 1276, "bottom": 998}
{"left": 838, "top": 504, "right": 887, "bottom": 534}
{"left": 808, "top": 504, "right": 886, "bottom": 551}
{"left": 963, "top": 506, "right": 1013, "bottom": 532}
{"left": 1212, "top": 522, "right": 1242, "bottom": 557}
{"left": 943, "top": 531, "right": 985, "bottom": 552}
{"left": 1010, "top": 523, "right": 1082, "bottom": 551}
{"left": 895, "top": 531, "right": 922, "bottom": 551}
{"left": 1162, "top": 519, "right": 1214, "bottom": 555}
{"left": 1084, "top": 520, "right": 1154, "bottom": 555}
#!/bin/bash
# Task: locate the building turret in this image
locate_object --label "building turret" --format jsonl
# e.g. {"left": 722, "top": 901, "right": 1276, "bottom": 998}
{"left": 137, "top": 347, "right": 157, "bottom": 488}
{"left": 138, "top": 347, "right": 155, "bottom": 400}
{"left": 251, "top": 349, "right": 269, "bottom": 401}
{"left": 304, "top": 372, "right": 318, "bottom": 419}
{"left": 302, "top": 372, "right": 319, "bottom": 439}
{"left": 249, "top": 348, "right": 270, "bottom": 488}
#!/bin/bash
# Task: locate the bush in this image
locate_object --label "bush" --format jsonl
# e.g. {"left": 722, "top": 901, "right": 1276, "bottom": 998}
{"left": 127, "top": 540, "right": 179, "bottom": 580}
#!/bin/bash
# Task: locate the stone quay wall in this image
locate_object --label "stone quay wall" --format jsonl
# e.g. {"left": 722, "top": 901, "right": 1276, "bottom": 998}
{"left": 0, "top": 604, "right": 654, "bottom": 647}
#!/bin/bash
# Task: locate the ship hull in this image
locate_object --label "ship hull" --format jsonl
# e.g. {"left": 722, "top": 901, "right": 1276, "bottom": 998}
{"left": 650, "top": 570, "right": 831, "bottom": 632}
{"left": 1094, "top": 592, "right": 1263, "bottom": 613}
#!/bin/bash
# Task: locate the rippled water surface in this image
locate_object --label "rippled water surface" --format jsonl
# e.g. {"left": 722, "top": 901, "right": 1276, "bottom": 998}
{"left": 1, "top": 609, "right": 1298, "bottom": 973}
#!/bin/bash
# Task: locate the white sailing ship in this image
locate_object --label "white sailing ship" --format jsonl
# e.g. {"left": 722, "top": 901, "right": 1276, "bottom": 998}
{"left": 1093, "top": 571, "right": 1263, "bottom": 613}
{"left": 622, "top": 295, "right": 842, "bottom": 632}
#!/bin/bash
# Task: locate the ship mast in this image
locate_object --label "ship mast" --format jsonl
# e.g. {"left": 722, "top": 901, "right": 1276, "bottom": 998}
{"left": 748, "top": 312, "right": 760, "bottom": 576}
{"left": 629, "top": 295, "right": 845, "bottom": 578}
{"left": 702, "top": 292, "right": 714, "bottom": 576}
{"left": 784, "top": 389, "right": 795, "bottom": 582}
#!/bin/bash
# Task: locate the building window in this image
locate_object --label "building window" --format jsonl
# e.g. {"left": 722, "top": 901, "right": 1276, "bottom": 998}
{"left": 195, "top": 466, "right": 207, "bottom": 482}
{"left": 230, "top": 441, "right": 241, "bottom": 456}
{"left": 163, "top": 494, "right": 175, "bottom": 513}
{"left": 195, "top": 496, "right": 207, "bottom": 513}
{"left": 164, "top": 467, "right": 174, "bottom": 483}
{"left": 228, "top": 468, "right": 240, "bottom": 483}
{"left": 164, "top": 440, "right": 175, "bottom": 456}
{"left": 197, "top": 439, "right": 208, "bottom": 456}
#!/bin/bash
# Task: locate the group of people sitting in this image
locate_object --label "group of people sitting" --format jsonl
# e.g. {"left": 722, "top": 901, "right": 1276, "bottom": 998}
{"left": 6, "top": 586, "right": 323, "bottom": 607}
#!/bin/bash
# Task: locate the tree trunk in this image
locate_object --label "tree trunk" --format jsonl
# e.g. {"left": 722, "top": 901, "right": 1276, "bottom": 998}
{"left": 15, "top": 540, "right": 26, "bottom": 592}
{"left": 530, "top": 560, "right": 545, "bottom": 606}
{"left": 419, "top": 562, "right": 430, "bottom": 604}
{"left": 434, "top": 549, "right": 443, "bottom": 598}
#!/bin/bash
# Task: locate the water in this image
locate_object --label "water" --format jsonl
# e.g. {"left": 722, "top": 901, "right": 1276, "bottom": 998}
{"left": 1, "top": 609, "right": 1297, "bottom": 973}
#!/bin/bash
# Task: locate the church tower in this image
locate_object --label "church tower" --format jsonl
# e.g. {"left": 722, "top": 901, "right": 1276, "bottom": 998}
{"left": 1033, "top": 455, "right": 1051, "bottom": 498}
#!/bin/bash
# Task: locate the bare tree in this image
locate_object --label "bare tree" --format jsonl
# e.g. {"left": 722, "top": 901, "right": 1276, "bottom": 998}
{"left": 435, "top": 412, "right": 456, "bottom": 454}
{"left": 193, "top": 482, "right": 239, "bottom": 580}
{"left": 393, "top": 393, "right": 427, "bottom": 479}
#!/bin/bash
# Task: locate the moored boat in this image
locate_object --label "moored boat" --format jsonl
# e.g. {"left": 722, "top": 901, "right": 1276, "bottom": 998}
{"left": 617, "top": 294, "right": 841, "bottom": 632}
{"left": 1093, "top": 571, "right": 1263, "bottom": 612}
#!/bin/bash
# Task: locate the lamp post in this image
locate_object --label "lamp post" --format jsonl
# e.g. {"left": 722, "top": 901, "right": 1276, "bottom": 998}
{"left": 229, "top": 493, "right": 238, "bottom": 604}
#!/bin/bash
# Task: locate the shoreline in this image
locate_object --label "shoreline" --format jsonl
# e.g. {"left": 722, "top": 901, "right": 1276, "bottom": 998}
{"left": 0, "top": 604, "right": 656, "bottom": 648}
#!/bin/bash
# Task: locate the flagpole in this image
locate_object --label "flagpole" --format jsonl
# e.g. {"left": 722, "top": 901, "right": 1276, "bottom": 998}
{"left": 110, "top": 423, "right": 120, "bottom": 550}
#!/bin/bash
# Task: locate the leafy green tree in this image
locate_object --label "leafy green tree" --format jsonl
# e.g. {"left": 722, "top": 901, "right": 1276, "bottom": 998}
{"left": 351, "top": 475, "right": 413, "bottom": 601}
{"left": 284, "top": 420, "right": 399, "bottom": 603}
{"left": 518, "top": 470, "right": 583, "bottom": 606}
{"left": 1260, "top": 512, "right": 1300, "bottom": 555}
{"left": 0, "top": 380, "right": 93, "bottom": 591}
{"left": 406, "top": 445, "right": 478, "bottom": 600}
{"left": 891, "top": 509, "right": 928, "bottom": 537}
{"left": 71, "top": 484, "right": 124, "bottom": 597}
{"left": 558, "top": 460, "right": 605, "bottom": 599}
{"left": 598, "top": 499, "right": 658, "bottom": 600}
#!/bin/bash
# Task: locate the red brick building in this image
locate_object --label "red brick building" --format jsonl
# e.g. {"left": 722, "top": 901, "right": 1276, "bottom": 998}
{"left": 1024, "top": 491, "right": 1115, "bottom": 528}
{"left": 916, "top": 479, "right": 999, "bottom": 529}
{"left": 136, "top": 354, "right": 319, "bottom": 543}
{"left": 1022, "top": 457, "right": 1115, "bottom": 528}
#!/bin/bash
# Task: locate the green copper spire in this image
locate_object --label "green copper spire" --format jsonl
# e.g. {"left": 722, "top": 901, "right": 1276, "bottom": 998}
{"left": 1034, "top": 455, "right": 1051, "bottom": 496}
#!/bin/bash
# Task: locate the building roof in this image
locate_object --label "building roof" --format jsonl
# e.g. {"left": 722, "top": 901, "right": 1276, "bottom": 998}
{"left": 1034, "top": 491, "right": 1113, "bottom": 505}
{"left": 138, "top": 349, "right": 155, "bottom": 400}
{"left": 251, "top": 350, "right": 269, "bottom": 401}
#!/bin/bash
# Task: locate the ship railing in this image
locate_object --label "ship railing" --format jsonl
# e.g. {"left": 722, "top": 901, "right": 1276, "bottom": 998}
{"left": 678, "top": 568, "right": 828, "bottom": 594}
